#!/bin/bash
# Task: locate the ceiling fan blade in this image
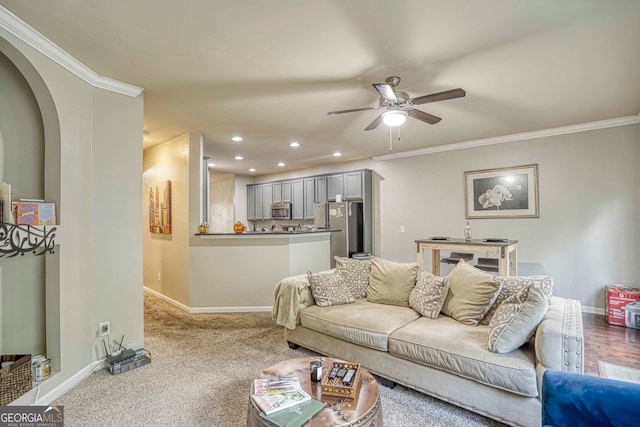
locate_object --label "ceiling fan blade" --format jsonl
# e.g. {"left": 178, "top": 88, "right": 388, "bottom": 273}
{"left": 327, "top": 106, "right": 379, "bottom": 115}
{"left": 372, "top": 83, "right": 397, "bottom": 103}
{"left": 410, "top": 88, "right": 466, "bottom": 105}
{"left": 364, "top": 114, "right": 384, "bottom": 131}
{"left": 407, "top": 108, "right": 442, "bottom": 124}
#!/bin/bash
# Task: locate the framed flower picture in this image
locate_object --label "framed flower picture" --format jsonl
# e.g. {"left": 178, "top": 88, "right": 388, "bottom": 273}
{"left": 464, "top": 164, "right": 539, "bottom": 219}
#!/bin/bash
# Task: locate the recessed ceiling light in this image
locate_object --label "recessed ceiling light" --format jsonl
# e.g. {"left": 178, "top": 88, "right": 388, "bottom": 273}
{"left": 278, "top": 162, "right": 285, "bottom": 167}
{"left": 290, "top": 142, "right": 300, "bottom": 148}
{"left": 232, "top": 136, "right": 243, "bottom": 142}
{"left": 249, "top": 168, "right": 256, "bottom": 172}
{"left": 235, "top": 155, "right": 243, "bottom": 160}
{"left": 208, "top": 163, "right": 216, "bottom": 168}
{"left": 333, "top": 152, "right": 342, "bottom": 157}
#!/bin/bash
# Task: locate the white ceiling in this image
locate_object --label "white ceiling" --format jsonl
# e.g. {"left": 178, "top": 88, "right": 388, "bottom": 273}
{"left": 1, "top": 0, "right": 639, "bottom": 175}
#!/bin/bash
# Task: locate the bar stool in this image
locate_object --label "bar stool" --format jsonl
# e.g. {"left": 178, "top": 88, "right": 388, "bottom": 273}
{"left": 352, "top": 252, "right": 371, "bottom": 260}
{"left": 475, "top": 257, "right": 499, "bottom": 272}
{"left": 440, "top": 252, "right": 474, "bottom": 265}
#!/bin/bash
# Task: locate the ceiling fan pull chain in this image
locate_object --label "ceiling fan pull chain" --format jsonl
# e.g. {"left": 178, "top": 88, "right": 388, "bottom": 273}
{"left": 389, "top": 126, "right": 393, "bottom": 151}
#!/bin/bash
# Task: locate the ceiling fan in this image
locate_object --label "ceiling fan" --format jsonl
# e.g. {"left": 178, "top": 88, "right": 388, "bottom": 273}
{"left": 327, "top": 76, "right": 466, "bottom": 131}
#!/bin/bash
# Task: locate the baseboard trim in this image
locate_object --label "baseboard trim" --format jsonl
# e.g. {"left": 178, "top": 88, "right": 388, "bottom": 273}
{"left": 34, "top": 360, "right": 104, "bottom": 405}
{"left": 189, "top": 306, "right": 272, "bottom": 313}
{"left": 143, "top": 287, "right": 272, "bottom": 313}
{"left": 143, "top": 287, "right": 191, "bottom": 312}
{"left": 582, "top": 305, "right": 605, "bottom": 316}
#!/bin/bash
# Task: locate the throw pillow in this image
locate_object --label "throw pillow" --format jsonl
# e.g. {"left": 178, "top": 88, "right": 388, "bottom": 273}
{"left": 441, "top": 260, "right": 501, "bottom": 326}
{"left": 307, "top": 271, "right": 355, "bottom": 307}
{"left": 487, "top": 282, "right": 550, "bottom": 353}
{"left": 409, "top": 270, "right": 449, "bottom": 318}
{"left": 335, "top": 256, "right": 372, "bottom": 299}
{"left": 366, "top": 256, "right": 419, "bottom": 307}
{"left": 481, "top": 275, "right": 554, "bottom": 325}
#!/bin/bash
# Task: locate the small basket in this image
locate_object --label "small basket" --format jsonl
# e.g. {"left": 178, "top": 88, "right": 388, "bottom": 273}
{"left": 320, "top": 360, "right": 361, "bottom": 399}
{"left": 0, "top": 354, "right": 32, "bottom": 405}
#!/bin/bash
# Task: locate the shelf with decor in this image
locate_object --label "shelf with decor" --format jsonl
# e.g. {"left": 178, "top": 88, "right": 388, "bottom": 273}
{"left": 0, "top": 222, "right": 58, "bottom": 258}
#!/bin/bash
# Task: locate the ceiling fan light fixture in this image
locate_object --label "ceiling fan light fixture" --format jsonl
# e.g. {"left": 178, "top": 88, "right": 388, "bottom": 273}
{"left": 382, "top": 110, "right": 407, "bottom": 127}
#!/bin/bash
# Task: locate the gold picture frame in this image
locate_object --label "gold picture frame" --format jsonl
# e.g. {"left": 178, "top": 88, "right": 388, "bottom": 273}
{"left": 464, "top": 164, "right": 539, "bottom": 219}
{"left": 149, "top": 180, "right": 172, "bottom": 234}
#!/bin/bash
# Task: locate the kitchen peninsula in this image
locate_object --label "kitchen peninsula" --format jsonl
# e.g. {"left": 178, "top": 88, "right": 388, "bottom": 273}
{"left": 189, "top": 230, "right": 331, "bottom": 311}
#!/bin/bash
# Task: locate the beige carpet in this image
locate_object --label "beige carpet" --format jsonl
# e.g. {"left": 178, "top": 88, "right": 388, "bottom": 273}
{"left": 53, "top": 292, "right": 506, "bottom": 426}
{"left": 598, "top": 361, "right": 640, "bottom": 384}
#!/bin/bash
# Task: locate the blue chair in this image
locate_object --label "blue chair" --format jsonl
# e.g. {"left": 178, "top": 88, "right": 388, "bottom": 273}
{"left": 542, "top": 370, "right": 640, "bottom": 427}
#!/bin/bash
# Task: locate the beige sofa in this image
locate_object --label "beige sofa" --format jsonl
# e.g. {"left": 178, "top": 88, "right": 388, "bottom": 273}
{"left": 272, "top": 264, "right": 584, "bottom": 427}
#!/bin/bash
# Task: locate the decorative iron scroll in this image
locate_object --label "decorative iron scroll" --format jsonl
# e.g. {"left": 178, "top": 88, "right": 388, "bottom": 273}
{"left": 0, "top": 223, "right": 57, "bottom": 257}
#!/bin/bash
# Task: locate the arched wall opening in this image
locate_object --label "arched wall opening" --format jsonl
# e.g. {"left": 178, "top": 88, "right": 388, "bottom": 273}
{"left": 0, "top": 36, "right": 61, "bottom": 371}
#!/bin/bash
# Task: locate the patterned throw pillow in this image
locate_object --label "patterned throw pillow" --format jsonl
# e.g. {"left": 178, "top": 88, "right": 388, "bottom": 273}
{"left": 335, "top": 256, "right": 371, "bottom": 299}
{"left": 481, "top": 275, "right": 554, "bottom": 325}
{"left": 441, "top": 260, "right": 501, "bottom": 326}
{"left": 487, "top": 282, "right": 549, "bottom": 353}
{"left": 409, "top": 270, "right": 449, "bottom": 318}
{"left": 307, "top": 271, "right": 355, "bottom": 307}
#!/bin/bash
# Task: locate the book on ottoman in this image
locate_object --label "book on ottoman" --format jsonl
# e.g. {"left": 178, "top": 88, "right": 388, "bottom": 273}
{"left": 259, "top": 398, "right": 325, "bottom": 427}
{"left": 251, "top": 389, "right": 311, "bottom": 415}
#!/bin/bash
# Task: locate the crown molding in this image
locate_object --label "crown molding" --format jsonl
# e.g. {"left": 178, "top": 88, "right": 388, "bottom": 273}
{"left": 0, "top": 5, "right": 143, "bottom": 97}
{"left": 373, "top": 115, "right": 640, "bottom": 162}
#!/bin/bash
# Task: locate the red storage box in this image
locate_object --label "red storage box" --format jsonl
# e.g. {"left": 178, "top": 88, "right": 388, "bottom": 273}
{"left": 606, "top": 285, "right": 640, "bottom": 328}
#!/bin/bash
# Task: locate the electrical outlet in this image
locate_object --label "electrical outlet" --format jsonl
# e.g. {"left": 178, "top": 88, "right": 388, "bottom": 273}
{"left": 98, "top": 321, "right": 110, "bottom": 337}
{"left": 157, "top": 272, "right": 161, "bottom": 281}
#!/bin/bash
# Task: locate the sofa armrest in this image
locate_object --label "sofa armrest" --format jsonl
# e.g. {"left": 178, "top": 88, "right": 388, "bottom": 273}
{"left": 272, "top": 271, "right": 332, "bottom": 330}
{"left": 542, "top": 370, "right": 640, "bottom": 427}
{"left": 535, "top": 297, "right": 584, "bottom": 394}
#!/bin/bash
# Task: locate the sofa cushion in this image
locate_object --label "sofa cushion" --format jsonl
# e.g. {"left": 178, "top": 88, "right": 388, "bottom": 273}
{"left": 487, "top": 283, "right": 549, "bottom": 353}
{"left": 366, "top": 256, "right": 419, "bottom": 307}
{"left": 300, "top": 300, "right": 420, "bottom": 351}
{"left": 481, "top": 275, "right": 554, "bottom": 325}
{"left": 307, "top": 271, "right": 355, "bottom": 307}
{"left": 388, "top": 316, "right": 539, "bottom": 397}
{"left": 409, "top": 270, "right": 449, "bottom": 319}
{"left": 441, "top": 260, "right": 501, "bottom": 325}
{"left": 335, "top": 256, "right": 371, "bottom": 299}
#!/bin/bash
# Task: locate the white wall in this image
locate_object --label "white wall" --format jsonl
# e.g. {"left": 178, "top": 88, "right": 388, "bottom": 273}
{"left": 374, "top": 124, "right": 640, "bottom": 312}
{"left": 0, "top": 22, "right": 144, "bottom": 402}
{"left": 209, "top": 173, "right": 235, "bottom": 233}
{"left": 243, "top": 124, "right": 639, "bottom": 312}
{"left": 142, "top": 133, "right": 199, "bottom": 306}
{"left": 0, "top": 50, "right": 46, "bottom": 356}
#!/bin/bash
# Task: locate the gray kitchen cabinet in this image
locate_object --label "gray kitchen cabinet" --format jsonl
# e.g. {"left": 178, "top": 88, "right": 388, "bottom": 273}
{"left": 282, "top": 180, "right": 292, "bottom": 203}
{"left": 291, "top": 179, "right": 304, "bottom": 220}
{"left": 262, "top": 183, "right": 273, "bottom": 219}
{"left": 254, "top": 184, "right": 263, "bottom": 220}
{"left": 315, "top": 176, "right": 327, "bottom": 203}
{"left": 272, "top": 181, "right": 282, "bottom": 203}
{"left": 327, "top": 174, "right": 344, "bottom": 201}
{"left": 344, "top": 171, "right": 363, "bottom": 200}
{"left": 304, "top": 178, "right": 315, "bottom": 220}
{"left": 247, "top": 185, "right": 256, "bottom": 220}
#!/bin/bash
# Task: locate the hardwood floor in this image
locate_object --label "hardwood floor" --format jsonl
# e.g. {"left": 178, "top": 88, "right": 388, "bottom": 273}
{"left": 582, "top": 313, "right": 640, "bottom": 376}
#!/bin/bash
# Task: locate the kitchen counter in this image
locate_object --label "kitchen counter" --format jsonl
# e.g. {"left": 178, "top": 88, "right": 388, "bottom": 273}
{"left": 195, "top": 229, "right": 340, "bottom": 236}
{"left": 188, "top": 230, "right": 331, "bottom": 311}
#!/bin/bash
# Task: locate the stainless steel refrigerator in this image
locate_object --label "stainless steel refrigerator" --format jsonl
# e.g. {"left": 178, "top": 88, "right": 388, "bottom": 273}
{"left": 324, "top": 201, "right": 365, "bottom": 268}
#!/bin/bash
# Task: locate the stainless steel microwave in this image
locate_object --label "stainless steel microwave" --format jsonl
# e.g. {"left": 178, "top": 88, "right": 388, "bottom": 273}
{"left": 271, "top": 203, "right": 291, "bottom": 219}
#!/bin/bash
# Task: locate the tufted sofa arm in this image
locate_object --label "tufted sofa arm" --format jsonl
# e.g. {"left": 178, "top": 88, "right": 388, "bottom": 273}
{"left": 534, "top": 296, "right": 584, "bottom": 396}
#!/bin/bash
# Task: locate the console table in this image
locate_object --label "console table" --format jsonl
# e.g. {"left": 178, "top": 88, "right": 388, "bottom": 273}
{"left": 415, "top": 238, "right": 518, "bottom": 276}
